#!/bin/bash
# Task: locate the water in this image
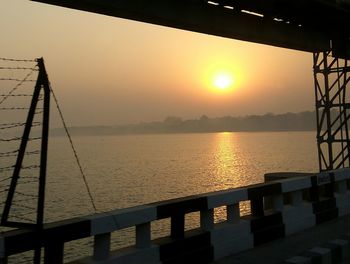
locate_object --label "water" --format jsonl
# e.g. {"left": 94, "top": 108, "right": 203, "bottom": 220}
{"left": 1, "top": 131, "right": 319, "bottom": 262}
{"left": 44, "top": 131, "right": 318, "bottom": 221}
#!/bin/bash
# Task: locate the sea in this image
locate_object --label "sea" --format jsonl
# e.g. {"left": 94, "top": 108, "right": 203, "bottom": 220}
{"left": 1, "top": 131, "right": 319, "bottom": 262}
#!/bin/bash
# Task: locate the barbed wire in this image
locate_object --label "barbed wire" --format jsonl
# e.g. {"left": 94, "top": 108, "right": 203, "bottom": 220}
{"left": 0, "top": 137, "right": 21, "bottom": 142}
{"left": 0, "top": 122, "right": 41, "bottom": 130}
{"left": 0, "top": 59, "right": 44, "bottom": 238}
{"left": 0, "top": 78, "right": 36, "bottom": 82}
{"left": 21, "top": 165, "right": 40, "bottom": 170}
{"left": 0, "top": 58, "right": 35, "bottom": 62}
{"left": 25, "top": 150, "right": 40, "bottom": 155}
{"left": 0, "top": 57, "right": 100, "bottom": 242}
{"left": 0, "top": 166, "right": 14, "bottom": 172}
{"left": 0, "top": 137, "right": 41, "bottom": 142}
{"left": 0, "top": 107, "right": 43, "bottom": 110}
{"left": 0, "top": 69, "right": 36, "bottom": 105}
{"left": 0, "top": 67, "right": 38, "bottom": 71}
{"left": 11, "top": 197, "right": 37, "bottom": 204}
{"left": 15, "top": 191, "right": 38, "bottom": 198}
{"left": 11, "top": 214, "right": 35, "bottom": 222}
{"left": 0, "top": 153, "right": 18, "bottom": 158}
{"left": 0, "top": 150, "right": 40, "bottom": 158}
{"left": 17, "top": 180, "right": 38, "bottom": 185}
{"left": 12, "top": 203, "right": 36, "bottom": 211}
{"left": 0, "top": 94, "right": 33, "bottom": 97}
{"left": 0, "top": 150, "right": 18, "bottom": 156}
{"left": 0, "top": 176, "right": 13, "bottom": 183}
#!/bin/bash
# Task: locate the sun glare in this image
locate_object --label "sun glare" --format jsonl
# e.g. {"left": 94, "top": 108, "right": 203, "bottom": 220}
{"left": 213, "top": 73, "right": 234, "bottom": 91}
{"left": 200, "top": 60, "right": 243, "bottom": 95}
{"left": 214, "top": 74, "right": 233, "bottom": 90}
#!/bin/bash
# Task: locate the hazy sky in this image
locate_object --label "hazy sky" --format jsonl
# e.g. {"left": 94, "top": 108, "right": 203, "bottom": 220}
{"left": 1, "top": 0, "right": 315, "bottom": 126}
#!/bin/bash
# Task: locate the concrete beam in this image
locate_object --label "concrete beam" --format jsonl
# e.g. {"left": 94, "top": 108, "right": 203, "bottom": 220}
{"left": 31, "top": 0, "right": 331, "bottom": 52}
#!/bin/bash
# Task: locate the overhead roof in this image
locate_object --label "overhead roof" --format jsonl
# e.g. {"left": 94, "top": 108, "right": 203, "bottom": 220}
{"left": 32, "top": 0, "right": 350, "bottom": 58}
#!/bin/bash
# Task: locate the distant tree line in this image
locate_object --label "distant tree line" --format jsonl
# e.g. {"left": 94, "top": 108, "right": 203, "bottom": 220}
{"left": 51, "top": 111, "right": 319, "bottom": 136}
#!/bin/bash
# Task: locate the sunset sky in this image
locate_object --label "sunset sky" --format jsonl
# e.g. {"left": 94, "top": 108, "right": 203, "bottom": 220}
{"left": 1, "top": 0, "right": 315, "bottom": 126}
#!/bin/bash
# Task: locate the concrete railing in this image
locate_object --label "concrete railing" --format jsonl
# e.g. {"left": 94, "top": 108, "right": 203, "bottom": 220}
{"left": 1, "top": 168, "right": 350, "bottom": 264}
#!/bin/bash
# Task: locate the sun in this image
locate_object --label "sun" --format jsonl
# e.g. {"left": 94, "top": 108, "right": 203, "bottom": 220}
{"left": 213, "top": 73, "right": 234, "bottom": 90}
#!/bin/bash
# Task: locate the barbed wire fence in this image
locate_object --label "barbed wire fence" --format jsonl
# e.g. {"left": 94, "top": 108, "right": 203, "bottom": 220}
{"left": 0, "top": 57, "right": 100, "bottom": 263}
{"left": 0, "top": 58, "right": 43, "bottom": 228}
{"left": 0, "top": 58, "right": 44, "bottom": 263}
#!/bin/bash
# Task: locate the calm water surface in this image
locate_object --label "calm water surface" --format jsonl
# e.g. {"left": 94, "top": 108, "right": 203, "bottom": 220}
{"left": 44, "top": 131, "right": 318, "bottom": 221}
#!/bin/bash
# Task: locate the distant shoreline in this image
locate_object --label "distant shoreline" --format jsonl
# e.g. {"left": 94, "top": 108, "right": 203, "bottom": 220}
{"left": 51, "top": 111, "right": 319, "bottom": 136}
{"left": 50, "top": 129, "right": 316, "bottom": 137}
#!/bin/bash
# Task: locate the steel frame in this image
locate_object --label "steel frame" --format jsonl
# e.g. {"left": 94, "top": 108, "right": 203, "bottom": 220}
{"left": 314, "top": 51, "right": 350, "bottom": 171}
{"left": 1, "top": 58, "right": 50, "bottom": 230}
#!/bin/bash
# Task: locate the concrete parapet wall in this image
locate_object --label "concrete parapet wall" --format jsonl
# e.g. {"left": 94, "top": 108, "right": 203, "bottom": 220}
{"left": 1, "top": 168, "right": 350, "bottom": 264}
{"left": 284, "top": 236, "right": 350, "bottom": 263}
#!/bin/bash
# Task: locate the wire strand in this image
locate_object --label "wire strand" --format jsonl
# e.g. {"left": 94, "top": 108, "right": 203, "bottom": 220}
{"left": 0, "top": 67, "right": 38, "bottom": 71}
{"left": 0, "top": 137, "right": 21, "bottom": 142}
{"left": 0, "top": 78, "right": 36, "bottom": 82}
{"left": 0, "top": 94, "right": 33, "bottom": 97}
{"left": 0, "top": 58, "right": 35, "bottom": 62}
{"left": 50, "top": 86, "right": 98, "bottom": 212}
{"left": 0, "top": 69, "right": 36, "bottom": 105}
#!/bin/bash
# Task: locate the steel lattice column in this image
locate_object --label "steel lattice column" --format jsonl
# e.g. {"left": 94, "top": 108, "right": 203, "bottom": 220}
{"left": 314, "top": 51, "right": 350, "bottom": 171}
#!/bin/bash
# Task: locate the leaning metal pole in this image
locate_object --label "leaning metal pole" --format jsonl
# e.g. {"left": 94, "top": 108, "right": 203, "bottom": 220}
{"left": 313, "top": 51, "right": 350, "bottom": 171}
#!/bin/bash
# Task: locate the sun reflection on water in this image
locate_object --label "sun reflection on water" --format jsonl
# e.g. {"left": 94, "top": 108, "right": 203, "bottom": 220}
{"left": 212, "top": 132, "right": 251, "bottom": 222}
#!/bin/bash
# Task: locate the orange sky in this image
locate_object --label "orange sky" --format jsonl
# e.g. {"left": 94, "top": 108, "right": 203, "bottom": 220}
{"left": 1, "top": 0, "right": 315, "bottom": 126}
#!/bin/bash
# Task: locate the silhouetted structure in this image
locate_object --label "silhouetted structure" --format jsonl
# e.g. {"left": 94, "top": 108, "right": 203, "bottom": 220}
{"left": 314, "top": 52, "right": 350, "bottom": 171}
{"left": 0, "top": 58, "right": 51, "bottom": 264}
{"left": 32, "top": 0, "right": 350, "bottom": 58}
{"left": 1, "top": 58, "right": 50, "bottom": 230}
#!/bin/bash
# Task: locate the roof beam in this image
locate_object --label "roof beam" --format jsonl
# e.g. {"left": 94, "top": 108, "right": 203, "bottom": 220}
{"left": 32, "top": 0, "right": 331, "bottom": 52}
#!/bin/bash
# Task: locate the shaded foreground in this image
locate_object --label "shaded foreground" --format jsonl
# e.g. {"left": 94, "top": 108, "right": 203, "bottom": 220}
{"left": 1, "top": 169, "right": 350, "bottom": 263}
{"left": 216, "top": 213, "right": 350, "bottom": 264}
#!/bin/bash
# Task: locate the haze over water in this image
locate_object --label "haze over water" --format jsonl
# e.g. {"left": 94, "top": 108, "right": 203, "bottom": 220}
{"left": 44, "top": 131, "right": 318, "bottom": 221}
{"left": 2, "top": 0, "right": 315, "bottom": 128}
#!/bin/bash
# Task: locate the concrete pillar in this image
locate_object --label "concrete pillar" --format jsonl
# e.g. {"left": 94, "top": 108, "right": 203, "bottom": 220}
{"left": 291, "top": 191, "right": 303, "bottom": 207}
{"left": 200, "top": 209, "right": 214, "bottom": 231}
{"left": 171, "top": 214, "right": 184, "bottom": 239}
{"left": 272, "top": 194, "right": 284, "bottom": 211}
{"left": 251, "top": 198, "right": 264, "bottom": 217}
{"left": 337, "top": 181, "right": 348, "bottom": 194}
{"left": 227, "top": 204, "right": 240, "bottom": 224}
{"left": 44, "top": 241, "right": 64, "bottom": 264}
{"left": 325, "top": 182, "right": 335, "bottom": 198}
{"left": 0, "top": 238, "right": 5, "bottom": 264}
{"left": 93, "top": 233, "right": 111, "bottom": 261}
{"left": 136, "top": 223, "right": 151, "bottom": 248}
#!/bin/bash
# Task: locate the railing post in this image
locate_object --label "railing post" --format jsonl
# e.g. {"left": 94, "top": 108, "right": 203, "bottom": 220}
{"left": 251, "top": 198, "right": 264, "bottom": 217}
{"left": 337, "top": 181, "right": 348, "bottom": 194}
{"left": 290, "top": 191, "right": 303, "bottom": 206}
{"left": 44, "top": 242, "right": 64, "bottom": 264}
{"left": 171, "top": 214, "right": 184, "bottom": 239}
{"left": 0, "top": 238, "right": 5, "bottom": 264}
{"left": 272, "top": 194, "right": 283, "bottom": 211}
{"left": 136, "top": 223, "right": 151, "bottom": 248}
{"left": 93, "top": 233, "right": 111, "bottom": 261}
{"left": 227, "top": 204, "right": 240, "bottom": 223}
{"left": 200, "top": 209, "right": 214, "bottom": 231}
